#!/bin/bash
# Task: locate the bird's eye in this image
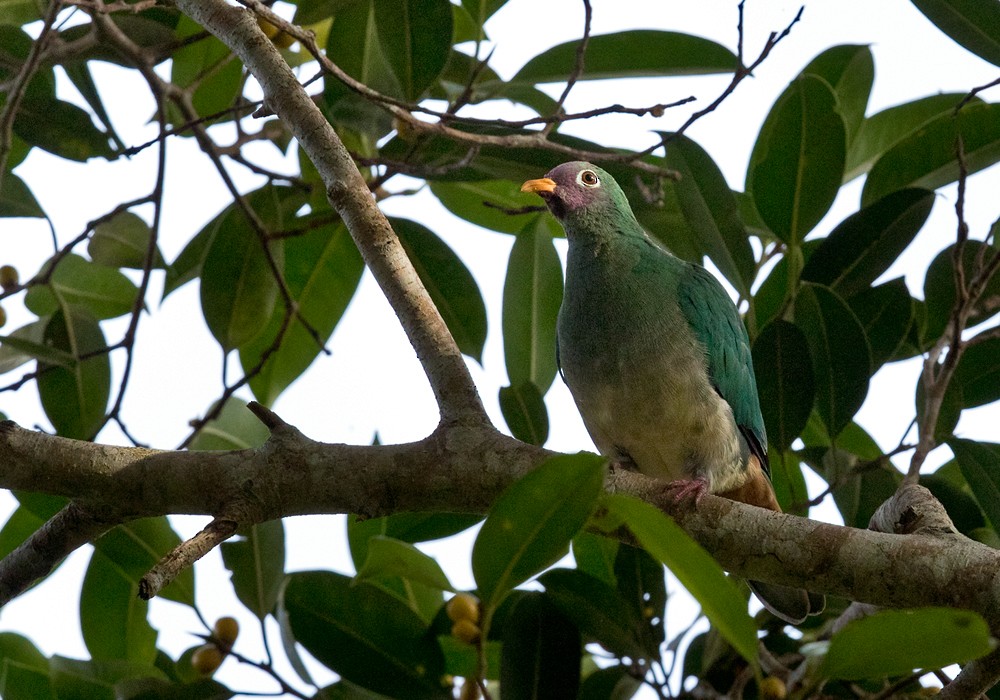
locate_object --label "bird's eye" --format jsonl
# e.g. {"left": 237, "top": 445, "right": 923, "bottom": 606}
{"left": 577, "top": 169, "right": 600, "bottom": 187}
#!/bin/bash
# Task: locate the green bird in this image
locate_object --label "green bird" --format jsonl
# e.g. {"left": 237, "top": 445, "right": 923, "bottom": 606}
{"left": 522, "top": 161, "right": 820, "bottom": 624}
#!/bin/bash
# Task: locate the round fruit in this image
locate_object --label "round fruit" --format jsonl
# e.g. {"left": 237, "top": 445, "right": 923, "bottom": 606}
{"left": 0, "top": 265, "right": 18, "bottom": 291}
{"left": 191, "top": 644, "right": 224, "bottom": 676}
{"left": 446, "top": 593, "right": 480, "bottom": 624}
{"left": 450, "top": 618, "right": 480, "bottom": 645}
{"left": 213, "top": 616, "right": 239, "bottom": 647}
{"left": 758, "top": 676, "right": 787, "bottom": 700}
{"left": 0, "top": 306, "right": 6, "bottom": 329}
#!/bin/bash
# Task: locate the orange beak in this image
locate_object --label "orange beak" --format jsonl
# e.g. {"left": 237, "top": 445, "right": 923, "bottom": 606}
{"left": 520, "top": 177, "right": 557, "bottom": 195}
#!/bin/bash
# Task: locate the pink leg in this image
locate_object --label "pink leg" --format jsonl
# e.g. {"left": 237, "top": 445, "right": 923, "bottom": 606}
{"left": 662, "top": 476, "right": 709, "bottom": 505}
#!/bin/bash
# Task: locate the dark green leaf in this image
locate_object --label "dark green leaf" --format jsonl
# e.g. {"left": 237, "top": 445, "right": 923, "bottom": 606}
{"left": 571, "top": 531, "right": 618, "bottom": 588}
{"left": 88, "top": 212, "right": 164, "bottom": 269}
{"left": 0, "top": 633, "right": 47, "bottom": 674}
{"left": 920, "top": 471, "right": 986, "bottom": 536}
{"left": 221, "top": 520, "right": 286, "bottom": 618}
{"left": 612, "top": 544, "right": 666, "bottom": 657}
{"left": 189, "top": 397, "right": 269, "bottom": 451}
{"left": 660, "top": 133, "right": 755, "bottom": 295}
{"left": 25, "top": 254, "right": 138, "bottom": 320}
{"left": 499, "top": 592, "right": 581, "bottom": 700}
{"left": 747, "top": 75, "right": 846, "bottom": 243}
{"left": 822, "top": 607, "right": 991, "bottom": 679}
{"left": 293, "top": 0, "right": 357, "bottom": 24}
{"left": 951, "top": 335, "right": 1000, "bottom": 408}
{"left": 503, "top": 216, "right": 563, "bottom": 392}
{"left": 242, "top": 221, "right": 364, "bottom": 406}
{"left": 604, "top": 495, "right": 758, "bottom": 664}
{"left": 801, "top": 188, "right": 934, "bottom": 298}
{"left": 62, "top": 60, "right": 125, "bottom": 154}
{"left": 511, "top": 30, "right": 738, "bottom": 84}
{"left": 910, "top": 0, "right": 1000, "bottom": 67}
{"left": 80, "top": 550, "right": 157, "bottom": 664}
{"left": 862, "top": 102, "right": 1000, "bottom": 206}
{"left": 846, "top": 93, "right": 974, "bottom": 181}
{"left": 0, "top": 172, "right": 44, "bottom": 218}
{"left": 93, "top": 518, "right": 195, "bottom": 607}
{"left": 752, "top": 320, "right": 814, "bottom": 452}
{"left": 924, "top": 241, "right": 1000, "bottom": 340}
{"left": 847, "top": 279, "right": 915, "bottom": 369}
{"left": 281, "top": 571, "right": 449, "bottom": 699}
{"left": 460, "top": 0, "right": 508, "bottom": 29}
{"left": 769, "top": 449, "right": 809, "bottom": 514}
{"left": 391, "top": 217, "right": 487, "bottom": 362}
{"left": 170, "top": 15, "right": 243, "bottom": 122}
{"left": 0, "top": 507, "right": 46, "bottom": 562}
{"left": 37, "top": 308, "right": 110, "bottom": 439}
{"left": 472, "top": 453, "right": 606, "bottom": 609}
{"left": 0, "top": 320, "right": 74, "bottom": 373}
{"left": 430, "top": 179, "right": 548, "bottom": 234}
{"left": 499, "top": 381, "right": 549, "bottom": 446}
{"left": 950, "top": 439, "right": 1000, "bottom": 533}
{"left": 355, "top": 536, "right": 453, "bottom": 591}
{"left": 0, "top": 661, "right": 53, "bottom": 700}
{"left": 803, "top": 45, "right": 874, "bottom": 146}
{"left": 0, "top": 0, "right": 41, "bottom": 25}
{"left": 346, "top": 512, "right": 482, "bottom": 570}
{"left": 373, "top": 0, "right": 452, "bottom": 101}
{"left": 750, "top": 240, "right": 821, "bottom": 330}
{"left": 579, "top": 665, "right": 642, "bottom": 700}
{"left": 539, "top": 568, "right": 649, "bottom": 660}
{"left": 14, "top": 97, "right": 113, "bottom": 161}
{"left": 794, "top": 283, "right": 872, "bottom": 437}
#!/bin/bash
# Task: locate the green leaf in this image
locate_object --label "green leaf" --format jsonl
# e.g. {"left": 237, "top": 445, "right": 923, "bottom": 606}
{"left": 242, "top": 221, "right": 364, "bottom": 406}
{"left": 0, "top": 633, "right": 48, "bottom": 674}
{"left": 802, "top": 188, "right": 934, "bottom": 298}
{"left": 0, "top": 0, "right": 41, "bottom": 25}
{"left": 430, "top": 179, "right": 548, "bottom": 234}
{"left": 80, "top": 550, "right": 157, "bottom": 664}
{"left": 847, "top": 279, "right": 915, "bottom": 370}
{"left": 170, "top": 16, "right": 243, "bottom": 122}
{"left": 0, "top": 320, "right": 74, "bottom": 373}
{"left": 802, "top": 45, "right": 874, "bottom": 146}
{"left": 752, "top": 320, "right": 815, "bottom": 452}
{"left": 579, "top": 666, "right": 643, "bottom": 700}
{"left": 13, "top": 97, "right": 113, "bottom": 161}
{"left": 391, "top": 217, "right": 487, "bottom": 362}
{"left": 511, "top": 30, "right": 738, "bottom": 84}
{"left": 769, "top": 449, "right": 810, "bottom": 514}
{"left": 220, "top": 520, "right": 286, "bottom": 618}
{"left": 539, "top": 568, "right": 650, "bottom": 660}
{"left": 0, "top": 660, "right": 54, "bottom": 700}
{"left": 950, "top": 439, "right": 1000, "bottom": 533}
{"left": 88, "top": 212, "right": 164, "bottom": 269}
{"left": 499, "top": 381, "right": 549, "bottom": 446}
{"left": 571, "top": 531, "right": 618, "bottom": 588}
{"left": 794, "top": 283, "right": 872, "bottom": 438}
{"left": 347, "top": 512, "right": 482, "bottom": 570}
{"left": 846, "top": 93, "right": 974, "bottom": 181}
{"left": 0, "top": 172, "right": 44, "bottom": 218}
{"left": 924, "top": 241, "right": 1000, "bottom": 340}
{"left": 281, "top": 571, "right": 449, "bottom": 699}
{"left": 93, "top": 518, "right": 195, "bottom": 607}
{"left": 822, "top": 607, "right": 992, "bottom": 679}
{"left": 472, "top": 453, "right": 606, "bottom": 610}
{"left": 951, "top": 335, "right": 1000, "bottom": 408}
{"left": 373, "top": 0, "right": 452, "bottom": 101}
{"left": 355, "top": 536, "right": 454, "bottom": 591}
{"left": 25, "top": 254, "right": 138, "bottom": 320}
{"left": 921, "top": 470, "right": 986, "bottom": 536}
{"left": 37, "top": 308, "right": 110, "bottom": 439}
{"left": 747, "top": 75, "right": 846, "bottom": 243}
{"left": 0, "top": 507, "right": 47, "bottom": 562}
{"left": 500, "top": 592, "right": 581, "bottom": 700}
{"left": 189, "top": 397, "right": 269, "bottom": 451}
{"left": 604, "top": 494, "right": 758, "bottom": 664}
{"left": 501, "top": 215, "right": 562, "bottom": 392}
{"left": 660, "top": 133, "right": 755, "bottom": 296}
{"left": 910, "top": 0, "right": 1000, "bottom": 67}
{"left": 61, "top": 60, "right": 125, "bottom": 155}
{"left": 862, "top": 102, "right": 1000, "bottom": 206}
{"left": 612, "top": 544, "right": 666, "bottom": 657}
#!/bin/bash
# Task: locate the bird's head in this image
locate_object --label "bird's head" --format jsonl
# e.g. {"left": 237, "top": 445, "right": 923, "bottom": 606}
{"left": 520, "top": 162, "right": 628, "bottom": 224}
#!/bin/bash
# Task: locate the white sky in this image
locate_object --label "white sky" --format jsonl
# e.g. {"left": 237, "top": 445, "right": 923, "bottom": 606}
{"left": 1, "top": 0, "right": 999, "bottom": 695}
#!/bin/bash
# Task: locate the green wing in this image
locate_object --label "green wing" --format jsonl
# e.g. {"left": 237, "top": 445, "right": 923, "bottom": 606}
{"left": 676, "top": 263, "right": 768, "bottom": 468}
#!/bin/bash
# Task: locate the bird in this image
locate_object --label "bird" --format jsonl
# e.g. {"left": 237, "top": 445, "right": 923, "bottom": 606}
{"left": 521, "top": 161, "right": 820, "bottom": 624}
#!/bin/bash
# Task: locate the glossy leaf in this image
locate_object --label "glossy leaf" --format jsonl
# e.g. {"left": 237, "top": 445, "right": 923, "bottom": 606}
{"left": 13, "top": 97, "right": 113, "bottom": 161}
{"left": 346, "top": 512, "right": 482, "bottom": 570}
{"left": 0, "top": 633, "right": 47, "bottom": 676}
{"left": 769, "top": 449, "right": 810, "bottom": 515}
{"left": 220, "top": 520, "right": 286, "bottom": 618}
{"left": 511, "top": 30, "right": 738, "bottom": 84}
{"left": 499, "top": 381, "right": 549, "bottom": 446}
{"left": 747, "top": 75, "right": 846, "bottom": 243}
{"left": 612, "top": 544, "right": 666, "bottom": 657}
{"left": 500, "top": 592, "right": 581, "bottom": 699}
{"left": 661, "top": 133, "right": 755, "bottom": 295}
{"left": 37, "top": 308, "right": 110, "bottom": 440}
{"left": 0, "top": 661, "right": 53, "bottom": 700}
{"left": 373, "top": 0, "right": 452, "bottom": 101}
{"left": 802, "top": 45, "right": 874, "bottom": 145}
{"left": 862, "top": 102, "right": 1000, "bottom": 206}
{"left": 80, "top": 550, "right": 157, "bottom": 664}
{"left": 355, "top": 536, "right": 454, "bottom": 591}
{"left": 503, "top": 216, "right": 563, "bottom": 392}
{"left": 472, "top": 453, "right": 606, "bottom": 609}
{"left": 391, "top": 217, "right": 487, "bottom": 362}
{"left": 170, "top": 15, "right": 243, "bottom": 121}
{"left": 950, "top": 439, "right": 1000, "bottom": 534}
{"left": 822, "top": 607, "right": 991, "bottom": 679}
{"left": 604, "top": 495, "right": 758, "bottom": 664}
{"left": 93, "top": 518, "right": 195, "bottom": 607}
{"left": 189, "top": 397, "right": 269, "bottom": 451}
{"left": 281, "top": 571, "right": 449, "bottom": 699}
{"left": 242, "top": 221, "right": 364, "bottom": 406}
{"left": 845, "top": 93, "right": 973, "bottom": 181}
{"left": 88, "top": 211, "right": 164, "bottom": 269}
{"left": 25, "top": 253, "right": 138, "bottom": 320}
{"left": 571, "top": 531, "right": 618, "bottom": 588}
{"left": 951, "top": 335, "right": 1000, "bottom": 408}
{"left": 0, "top": 172, "right": 44, "bottom": 218}
{"left": 910, "top": 0, "right": 1000, "bottom": 67}
{"left": 924, "top": 241, "right": 1000, "bottom": 340}
{"left": 752, "top": 320, "right": 815, "bottom": 452}
{"left": 794, "top": 283, "right": 872, "bottom": 438}
{"left": 0, "top": 320, "right": 73, "bottom": 373}
{"left": 847, "top": 279, "right": 915, "bottom": 369}
{"left": 430, "top": 179, "right": 549, "bottom": 234}
{"left": 921, "top": 470, "right": 986, "bottom": 536}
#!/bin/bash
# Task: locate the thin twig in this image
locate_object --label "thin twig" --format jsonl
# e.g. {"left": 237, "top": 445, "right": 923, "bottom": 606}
{"left": 542, "top": 0, "right": 593, "bottom": 137}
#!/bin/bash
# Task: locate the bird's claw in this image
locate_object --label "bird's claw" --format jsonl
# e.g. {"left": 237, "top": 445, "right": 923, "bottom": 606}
{"left": 663, "top": 477, "right": 709, "bottom": 506}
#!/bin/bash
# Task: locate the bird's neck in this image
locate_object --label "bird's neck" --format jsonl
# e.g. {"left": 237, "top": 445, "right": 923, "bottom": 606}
{"left": 562, "top": 206, "right": 647, "bottom": 249}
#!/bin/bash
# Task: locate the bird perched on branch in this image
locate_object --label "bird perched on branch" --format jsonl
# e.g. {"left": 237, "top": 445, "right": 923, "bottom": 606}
{"left": 521, "top": 161, "right": 820, "bottom": 624}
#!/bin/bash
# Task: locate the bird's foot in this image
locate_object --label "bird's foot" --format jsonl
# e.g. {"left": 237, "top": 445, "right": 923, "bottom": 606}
{"left": 662, "top": 476, "right": 709, "bottom": 506}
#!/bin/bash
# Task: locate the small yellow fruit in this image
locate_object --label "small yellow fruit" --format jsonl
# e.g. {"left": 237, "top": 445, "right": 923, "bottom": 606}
{"left": 446, "top": 593, "right": 480, "bottom": 624}
{"left": 758, "top": 675, "right": 787, "bottom": 700}
{"left": 0, "top": 265, "right": 18, "bottom": 291}
{"left": 256, "top": 16, "right": 295, "bottom": 48}
{"left": 451, "top": 618, "right": 481, "bottom": 645}
{"left": 191, "top": 644, "right": 224, "bottom": 676}
{"left": 213, "top": 616, "right": 239, "bottom": 648}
